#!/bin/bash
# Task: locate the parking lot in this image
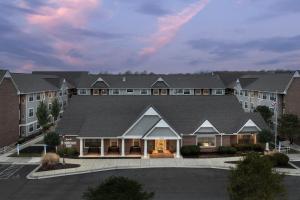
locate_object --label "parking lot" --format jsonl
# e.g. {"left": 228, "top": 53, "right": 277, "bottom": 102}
{"left": 0, "top": 164, "right": 36, "bottom": 180}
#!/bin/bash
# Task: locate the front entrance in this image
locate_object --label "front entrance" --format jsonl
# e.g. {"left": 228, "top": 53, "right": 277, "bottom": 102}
{"left": 155, "top": 139, "right": 166, "bottom": 153}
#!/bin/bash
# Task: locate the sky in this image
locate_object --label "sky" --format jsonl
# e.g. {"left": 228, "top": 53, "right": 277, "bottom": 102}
{"left": 0, "top": 0, "right": 300, "bottom": 73}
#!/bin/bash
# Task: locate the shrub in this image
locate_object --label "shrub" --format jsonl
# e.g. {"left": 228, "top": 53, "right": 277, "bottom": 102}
{"left": 228, "top": 153, "right": 285, "bottom": 200}
{"left": 82, "top": 176, "right": 154, "bottom": 200}
{"left": 180, "top": 145, "right": 200, "bottom": 157}
{"left": 252, "top": 144, "right": 265, "bottom": 152}
{"left": 218, "top": 146, "right": 237, "bottom": 154}
{"left": 232, "top": 144, "right": 264, "bottom": 152}
{"left": 57, "top": 147, "right": 79, "bottom": 157}
{"left": 268, "top": 153, "right": 289, "bottom": 167}
{"left": 41, "top": 153, "right": 60, "bottom": 170}
{"left": 44, "top": 132, "right": 61, "bottom": 147}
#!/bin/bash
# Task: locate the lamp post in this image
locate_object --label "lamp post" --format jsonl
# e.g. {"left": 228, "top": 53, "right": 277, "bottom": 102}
{"left": 62, "top": 135, "right": 65, "bottom": 165}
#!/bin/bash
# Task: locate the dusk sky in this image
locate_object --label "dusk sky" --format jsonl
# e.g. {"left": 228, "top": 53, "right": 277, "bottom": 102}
{"left": 1, "top": 0, "right": 300, "bottom": 73}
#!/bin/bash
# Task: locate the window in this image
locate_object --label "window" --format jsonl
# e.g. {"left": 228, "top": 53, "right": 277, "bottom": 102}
{"left": 183, "top": 89, "right": 190, "bottom": 95}
{"left": 161, "top": 89, "right": 168, "bottom": 95}
{"left": 29, "top": 124, "right": 34, "bottom": 132}
{"left": 59, "top": 91, "right": 62, "bottom": 96}
{"left": 175, "top": 89, "right": 183, "bottom": 95}
{"left": 36, "top": 93, "right": 41, "bottom": 101}
{"left": 244, "top": 90, "right": 248, "bottom": 97}
{"left": 110, "top": 139, "right": 118, "bottom": 147}
{"left": 153, "top": 89, "right": 159, "bottom": 95}
{"left": 28, "top": 108, "right": 34, "bottom": 118}
{"left": 197, "top": 136, "right": 216, "bottom": 147}
{"left": 48, "top": 103, "right": 52, "bottom": 110}
{"left": 37, "top": 123, "right": 40, "bottom": 129}
{"left": 112, "top": 89, "right": 119, "bottom": 95}
{"left": 195, "top": 89, "right": 201, "bottom": 95}
{"left": 251, "top": 103, "right": 254, "bottom": 110}
{"left": 79, "top": 89, "right": 86, "bottom": 95}
{"left": 93, "top": 89, "right": 99, "bottom": 95}
{"left": 216, "top": 89, "right": 223, "bottom": 95}
{"left": 101, "top": 89, "right": 107, "bottom": 95}
{"left": 141, "top": 89, "right": 148, "bottom": 95}
{"left": 262, "top": 93, "right": 267, "bottom": 100}
{"left": 64, "top": 90, "right": 67, "bottom": 95}
{"left": 127, "top": 89, "right": 133, "bottom": 94}
{"left": 244, "top": 102, "right": 248, "bottom": 109}
{"left": 270, "top": 93, "right": 277, "bottom": 101}
{"left": 84, "top": 139, "right": 101, "bottom": 148}
{"left": 132, "top": 139, "right": 140, "bottom": 147}
{"left": 203, "top": 89, "right": 210, "bottom": 95}
{"left": 28, "top": 95, "right": 34, "bottom": 102}
{"left": 240, "top": 90, "right": 243, "bottom": 96}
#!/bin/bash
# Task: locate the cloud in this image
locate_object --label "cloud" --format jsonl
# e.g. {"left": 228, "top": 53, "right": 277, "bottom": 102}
{"left": 26, "top": 0, "right": 101, "bottom": 29}
{"left": 139, "top": 0, "right": 210, "bottom": 56}
{"left": 188, "top": 35, "right": 300, "bottom": 58}
{"left": 136, "top": 2, "right": 170, "bottom": 16}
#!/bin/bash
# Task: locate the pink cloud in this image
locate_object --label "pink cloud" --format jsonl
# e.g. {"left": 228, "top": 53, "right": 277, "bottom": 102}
{"left": 27, "top": 0, "right": 101, "bottom": 29}
{"left": 139, "top": 0, "right": 210, "bottom": 56}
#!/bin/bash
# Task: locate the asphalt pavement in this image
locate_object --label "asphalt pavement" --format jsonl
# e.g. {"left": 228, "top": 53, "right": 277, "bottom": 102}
{"left": 0, "top": 167, "right": 300, "bottom": 200}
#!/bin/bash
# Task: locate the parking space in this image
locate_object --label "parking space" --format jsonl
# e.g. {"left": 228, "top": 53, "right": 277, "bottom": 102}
{"left": 0, "top": 165, "right": 24, "bottom": 179}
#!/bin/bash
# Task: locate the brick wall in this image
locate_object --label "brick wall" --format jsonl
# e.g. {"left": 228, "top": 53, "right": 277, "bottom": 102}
{"left": 0, "top": 78, "right": 19, "bottom": 148}
{"left": 284, "top": 78, "right": 300, "bottom": 118}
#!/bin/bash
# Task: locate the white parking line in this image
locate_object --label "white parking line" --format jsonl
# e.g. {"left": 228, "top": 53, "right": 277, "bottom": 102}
{"left": 0, "top": 165, "right": 23, "bottom": 179}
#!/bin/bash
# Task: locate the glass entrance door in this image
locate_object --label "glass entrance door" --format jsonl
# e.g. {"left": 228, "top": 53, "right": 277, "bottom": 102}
{"left": 155, "top": 140, "right": 166, "bottom": 153}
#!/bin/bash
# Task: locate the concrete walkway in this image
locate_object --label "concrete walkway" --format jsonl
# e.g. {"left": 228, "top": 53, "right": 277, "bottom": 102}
{"left": 27, "top": 156, "right": 300, "bottom": 179}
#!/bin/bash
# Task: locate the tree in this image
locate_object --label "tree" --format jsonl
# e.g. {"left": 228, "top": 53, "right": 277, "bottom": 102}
{"left": 278, "top": 114, "right": 300, "bottom": 144}
{"left": 51, "top": 98, "right": 60, "bottom": 122}
{"left": 44, "top": 132, "right": 60, "bottom": 147}
{"left": 83, "top": 176, "right": 154, "bottom": 200}
{"left": 36, "top": 101, "right": 50, "bottom": 131}
{"left": 258, "top": 129, "right": 273, "bottom": 144}
{"left": 228, "top": 153, "right": 286, "bottom": 200}
{"left": 254, "top": 106, "right": 273, "bottom": 125}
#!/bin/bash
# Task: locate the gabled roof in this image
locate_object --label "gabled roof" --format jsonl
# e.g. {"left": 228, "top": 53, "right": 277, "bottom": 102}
{"left": 32, "top": 71, "right": 88, "bottom": 88}
{"left": 151, "top": 77, "right": 170, "bottom": 88}
{"left": 76, "top": 74, "right": 226, "bottom": 89}
{"left": 91, "top": 77, "right": 109, "bottom": 88}
{"left": 11, "top": 73, "right": 60, "bottom": 93}
{"left": 56, "top": 95, "right": 268, "bottom": 137}
{"left": 0, "top": 70, "right": 7, "bottom": 84}
{"left": 242, "top": 73, "right": 293, "bottom": 93}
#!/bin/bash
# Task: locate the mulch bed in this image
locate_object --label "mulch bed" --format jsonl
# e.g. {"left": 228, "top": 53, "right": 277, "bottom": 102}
{"left": 224, "top": 161, "right": 296, "bottom": 169}
{"left": 37, "top": 163, "right": 80, "bottom": 172}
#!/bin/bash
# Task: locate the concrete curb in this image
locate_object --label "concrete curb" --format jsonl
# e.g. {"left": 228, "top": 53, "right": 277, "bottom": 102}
{"left": 27, "top": 165, "right": 234, "bottom": 180}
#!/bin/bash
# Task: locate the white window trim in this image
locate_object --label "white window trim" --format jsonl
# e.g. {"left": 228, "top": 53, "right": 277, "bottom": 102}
{"left": 28, "top": 124, "right": 34, "bottom": 133}
{"left": 28, "top": 108, "right": 34, "bottom": 118}
{"left": 28, "top": 94, "right": 34, "bottom": 102}
{"left": 197, "top": 134, "right": 217, "bottom": 148}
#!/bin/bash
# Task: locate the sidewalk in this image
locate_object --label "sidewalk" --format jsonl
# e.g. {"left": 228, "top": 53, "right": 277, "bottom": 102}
{"left": 0, "top": 134, "right": 44, "bottom": 164}
{"left": 27, "top": 157, "right": 300, "bottom": 179}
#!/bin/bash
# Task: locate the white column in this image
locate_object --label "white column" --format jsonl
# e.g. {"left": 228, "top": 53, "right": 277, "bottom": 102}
{"left": 121, "top": 139, "right": 125, "bottom": 157}
{"left": 144, "top": 140, "right": 148, "bottom": 158}
{"left": 176, "top": 139, "right": 180, "bottom": 158}
{"left": 101, "top": 138, "right": 104, "bottom": 157}
{"left": 220, "top": 133, "right": 223, "bottom": 146}
{"left": 80, "top": 138, "right": 83, "bottom": 157}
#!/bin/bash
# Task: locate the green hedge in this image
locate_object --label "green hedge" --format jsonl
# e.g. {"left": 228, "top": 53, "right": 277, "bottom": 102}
{"left": 266, "top": 153, "right": 289, "bottom": 167}
{"left": 57, "top": 147, "right": 79, "bottom": 157}
{"left": 218, "top": 146, "right": 237, "bottom": 154}
{"left": 180, "top": 145, "right": 200, "bottom": 157}
{"left": 232, "top": 144, "right": 264, "bottom": 152}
